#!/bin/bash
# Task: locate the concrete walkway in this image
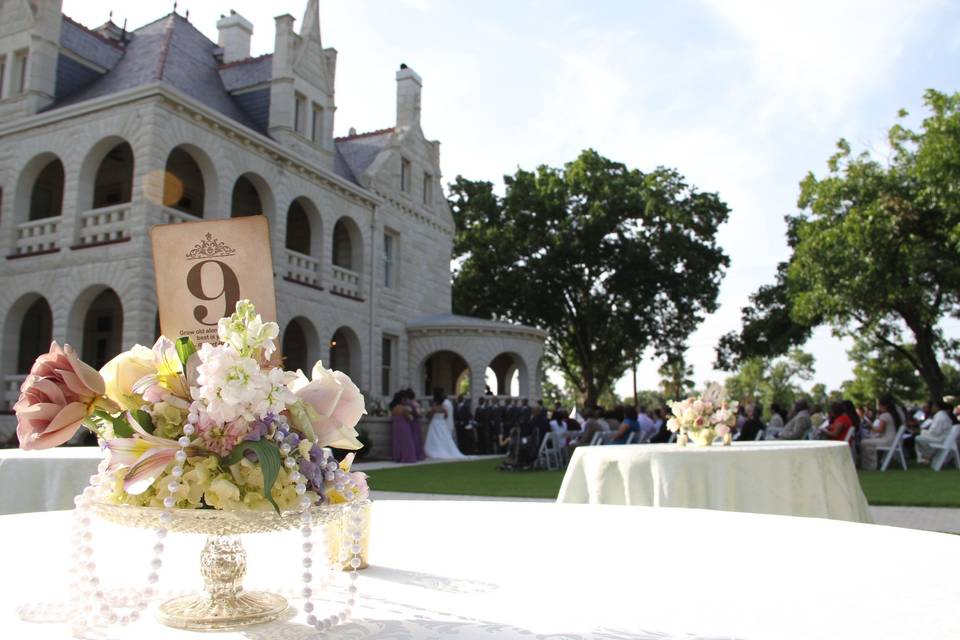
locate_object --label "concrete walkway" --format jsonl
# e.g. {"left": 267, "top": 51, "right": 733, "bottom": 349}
{"left": 354, "top": 457, "right": 960, "bottom": 534}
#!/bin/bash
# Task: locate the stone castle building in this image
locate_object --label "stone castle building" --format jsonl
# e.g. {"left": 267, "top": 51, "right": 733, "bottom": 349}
{"left": 0, "top": 0, "right": 544, "bottom": 422}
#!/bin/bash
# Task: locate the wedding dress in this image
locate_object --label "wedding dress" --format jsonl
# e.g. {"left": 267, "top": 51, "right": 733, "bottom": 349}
{"left": 424, "top": 398, "right": 467, "bottom": 459}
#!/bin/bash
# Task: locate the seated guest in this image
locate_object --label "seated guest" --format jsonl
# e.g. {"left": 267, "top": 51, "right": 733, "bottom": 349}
{"left": 611, "top": 406, "right": 641, "bottom": 444}
{"left": 650, "top": 407, "right": 671, "bottom": 443}
{"left": 529, "top": 405, "right": 551, "bottom": 441}
{"left": 860, "top": 395, "right": 900, "bottom": 470}
{"left": 736, "top": 404, "right": 765, "bottom": 441}
{"left": 571, "top": 409, "right": 609, "bottom": 448}
{"left": 635, "top": 406, "right": 658, "bottom": 442}
{"left": 766, "top": 403, "right": 786, "bottom": 439}
{"left": 778, "top": 399, "right": 811, "bottom": 440}
{"left": 821, "top": 401, "right": 854, "bottom": 441}
{"left": 916, "top": 399, "right": 955, "bottom": 464}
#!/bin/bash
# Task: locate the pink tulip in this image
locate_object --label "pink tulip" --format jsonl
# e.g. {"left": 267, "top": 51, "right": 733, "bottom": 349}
{"left": 15, "top": 342, "right": 105, "bottom": 450}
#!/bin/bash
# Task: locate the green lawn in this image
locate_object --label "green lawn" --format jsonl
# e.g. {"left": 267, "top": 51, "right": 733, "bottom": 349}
{"left": 366, "top": 459, "right": 960, "bottom": 507}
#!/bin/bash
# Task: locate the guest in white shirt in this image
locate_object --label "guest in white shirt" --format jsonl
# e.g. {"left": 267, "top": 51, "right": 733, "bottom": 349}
{"left": 766, "top": 403, "right": 786, "bottom": 439}
{"left": 916, "top": 400, "right": 956, "bottom": 464}
{"left": 636, "top": 406, "right": 658, "bottom": 443}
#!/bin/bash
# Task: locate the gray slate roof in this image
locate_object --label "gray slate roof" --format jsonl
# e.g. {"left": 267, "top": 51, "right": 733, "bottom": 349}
{"left": 218, "top": 54, "right": 273, "bottom": 91}
{"left": 60, "top": 17, "right": 123, "bottom": 69}
{"left": 335, "top": 129, "right": 394, "bottom": 183}
{"left": 53, "top": 14, "right": 261, "bottom": 132}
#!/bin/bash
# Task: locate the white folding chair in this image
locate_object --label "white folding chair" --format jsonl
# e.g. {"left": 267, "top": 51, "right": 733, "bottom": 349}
{"left": 624, "top": 432, "right": 637, "bottom": 445}
{"left": 755, "top": 428, "right": 765, "bottom": 441}
{"left": 930, "top": 424, "right": 960, "bottom": 471}
{"left": 877, "top": 425, "right": 908, "bottom": 471}
{"left": 668, "top": 431, "right": 677, "bottom": 443}
{"left": 536, "top": 432, "right": 562, "bottom": 470}
{"left": 590, "top": 431, "right": 605, "bottom": 446}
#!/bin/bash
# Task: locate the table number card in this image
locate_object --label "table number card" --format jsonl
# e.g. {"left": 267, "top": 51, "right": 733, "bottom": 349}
{"left": 151, "top": 216, "right": 277, "bottom": 345}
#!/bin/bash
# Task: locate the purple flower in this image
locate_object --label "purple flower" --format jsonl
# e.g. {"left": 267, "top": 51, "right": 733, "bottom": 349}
{"left": 245, "top": 417, "right": 272, "bottom": 442}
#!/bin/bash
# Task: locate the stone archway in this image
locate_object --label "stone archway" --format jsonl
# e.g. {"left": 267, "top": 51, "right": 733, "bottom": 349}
{"left": 488, "top": 352, "right": 529, "bottom": 397}
{"left": 283, "top": 316, "right": 320, "bottom": 374}
{"left": 329, "top": 326, "right": 362, "bottom": 382}
{"left": 419, "top": 350, "right": 470, "bottom": 397}
{"left": 77, "top": 288, "right": 124, "bottom": 370}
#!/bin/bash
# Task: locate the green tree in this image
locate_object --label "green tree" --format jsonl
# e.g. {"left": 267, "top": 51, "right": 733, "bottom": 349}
{"left": 840, "top": 337, "right": 926, "bottom": 406}
{"left": 717, "top": 90, "right": 960, "bottom": 401}
{"left": 451, "top": 150, "right": 730, "bottom": 407}
{"left": 658, "top": 353, "right": 695, "bottom": 401}
{"left": 724, "top": 350, "right": 815, "bottom": 416}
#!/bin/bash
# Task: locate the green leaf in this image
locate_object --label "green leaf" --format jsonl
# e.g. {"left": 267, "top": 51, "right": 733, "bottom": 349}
{"left": 175, "top": 337, "right": 197, "bottom": 370}
{"left": 90, "top": 410, "right": 133, "bottom": 438}
{"left": 224, "top": 441, "right": 282, "bottom": 514}
{"left": 131, "top": 409, "right": 155, "bottom": 434}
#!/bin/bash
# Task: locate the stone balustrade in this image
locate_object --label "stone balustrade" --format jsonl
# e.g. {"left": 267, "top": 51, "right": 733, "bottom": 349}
{"left": 14, "top": 217, "right": 60, "bottom": 255}
{"left": 75, "top": 204, "right": 130, "bottom": 247}
{"left": 331, "top": 264, "right": 362, "bottom": 299}
{"left": 285, "top": 249, "right": 322, "bottom": 289}
{"left": 3, "top": 375, "right": 25, "bottom": 411}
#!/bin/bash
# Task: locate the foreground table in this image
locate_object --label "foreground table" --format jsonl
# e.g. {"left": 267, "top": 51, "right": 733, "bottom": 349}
{"left": 3, "top": 500, "right": 958, "bottom": 639}
{"left": 0, "top": 446, "right": 102, "bottom": 515}
{"left": 557, "top": 440, "right": 872, "bottom": 522}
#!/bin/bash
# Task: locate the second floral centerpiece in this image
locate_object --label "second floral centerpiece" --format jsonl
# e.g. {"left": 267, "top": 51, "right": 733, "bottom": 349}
{"left": 14, "top": 300, "right": 369, "bottom": 633}
{"left": 666, "top": 385, "right": 738, "bottom": 447}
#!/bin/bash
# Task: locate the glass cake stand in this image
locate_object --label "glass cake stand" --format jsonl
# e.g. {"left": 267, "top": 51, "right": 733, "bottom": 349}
{"left": 90, "top": 502, "right": 349, "bottom": 631}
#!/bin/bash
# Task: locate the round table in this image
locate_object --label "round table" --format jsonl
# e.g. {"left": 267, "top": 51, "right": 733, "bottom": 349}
{"left": 0, "top": 447, "right": 102, "bottom": 515}
{"left": 557, "top": 440, "right": 872, "bottom": 522}
{"left": 3, "top": 500, "right": 958, "bottom": 639}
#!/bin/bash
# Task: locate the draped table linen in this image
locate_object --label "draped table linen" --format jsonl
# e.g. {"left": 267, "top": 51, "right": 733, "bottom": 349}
{"left": 0, "top": 446, "right": 102, "bottom": 515}
{"left": 2, "top": 500, "right": 959, "bottom": 639}
{"left": 557, "top": 440, "right": 872, "bottom": 522}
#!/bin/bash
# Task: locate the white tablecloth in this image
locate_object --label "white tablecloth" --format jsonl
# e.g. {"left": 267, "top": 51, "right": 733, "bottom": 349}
{"left": 0, "top": 447, "right": 102, "bottom": 515}
{"left": 557, "top": 440, "right": 872, "bottom": 522}
{"left": 2, "top": 500, "right": 958, "bottom": 639}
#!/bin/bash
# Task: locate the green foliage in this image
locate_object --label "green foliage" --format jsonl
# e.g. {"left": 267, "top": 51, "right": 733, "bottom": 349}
{"left": 717, "top": 89, "right": 960, "bottom": 401}
{"left": 658, "top": 353, "right": 695, "bottom": 401}
{"left": 451, "top": 149, "right": 730, "bottom": 407}
{"left": 724, "top": 350, "right": 815, "bottom": 415}
{"left": 841, "top": 337, "right": 927, "bottom": 406}
{"left": 225, "top": 441, "right": 281, "bottom": 514}
{"left": 175, "top": 337, "right": 197, "bottom": 370}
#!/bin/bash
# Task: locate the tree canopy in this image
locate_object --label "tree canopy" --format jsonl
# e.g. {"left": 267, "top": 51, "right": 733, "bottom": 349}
{"left": 450, "top": 149, "right": 730, "bottom": 407}
{"left": 717, "top": 89, "right": 960, "bottom": 401}
{"left": 724, "top": 349, "right": 815, "bottom": 416}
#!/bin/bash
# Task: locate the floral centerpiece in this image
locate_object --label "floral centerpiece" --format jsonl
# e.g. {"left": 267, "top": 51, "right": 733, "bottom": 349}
{"left": 14, "top": 300, "right": 369, "bottom": 633}
{"left": 666, "top": 384, "right": 738, "bottom": 446}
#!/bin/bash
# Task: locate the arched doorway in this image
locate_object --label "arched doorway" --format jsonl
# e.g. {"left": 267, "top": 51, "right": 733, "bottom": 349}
{"left": 17, "top": 298, "right": 53, "bottom": 373}
{"left": 283, "top": 317, "right": 319, "bottom": 374}
{"left": 231, "top": 175, "right": 263, "bottom": 218}
{"left": 29, "top": 159, "right": 64, "bottom": 220}
{"left": 81, "top": 289, "right": 123, "bottom": 369}
{"left": 331, "top": 217, "right": 362, "bottom": 271}
{"left": 164, "top": 146, "right": 207, "bottom": 217}
{"left": 420, "top": 351, "right": 470, "bottom": 397}
{"left": 92, "top": 142, "right": 134, "bottom": 208}
{"left": 329, "top": 327, "right": 361, "bottom": 382}
{"left": 285, "top": 199, "right": 312, "bottom": 255}
{"left": 488, "top": 352, "right": 528, "bottom": 397}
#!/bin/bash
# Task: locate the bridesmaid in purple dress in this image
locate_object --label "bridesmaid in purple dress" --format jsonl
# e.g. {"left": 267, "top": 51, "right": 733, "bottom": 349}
{"left": 390, "top": 392, "right": 418, "bottom": 463}
{"left": 403, "top": 389, "right": 426, "bottom": 461}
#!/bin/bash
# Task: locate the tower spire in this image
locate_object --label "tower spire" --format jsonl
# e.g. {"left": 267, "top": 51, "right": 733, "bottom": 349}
{"left": 300, "top": 0, "right": 320, "bottom": 42}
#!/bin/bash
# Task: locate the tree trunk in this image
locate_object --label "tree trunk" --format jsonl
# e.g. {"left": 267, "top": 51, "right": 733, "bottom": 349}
{"left": 914, "top": 328, "right": 945, "bottom": 402}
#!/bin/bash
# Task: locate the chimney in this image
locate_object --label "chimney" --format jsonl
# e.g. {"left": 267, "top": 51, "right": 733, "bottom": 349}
{"left": 217, "top": 10, "right": 253, "bottom": 64}
{"left": 396, "top": 63, "right": 422, "bottom": 129}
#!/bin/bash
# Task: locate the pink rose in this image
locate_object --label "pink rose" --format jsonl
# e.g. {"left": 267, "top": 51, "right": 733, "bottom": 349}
{"left": 288, "top": 362, "right": 366, "bottom": 449}
{"left": 15, "top": 342, "right": 105, "bottom": 450}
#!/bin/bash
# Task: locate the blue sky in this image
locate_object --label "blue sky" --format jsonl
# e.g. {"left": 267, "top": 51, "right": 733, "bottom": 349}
{"left": 64, "top": 0, "right": 960, "bottom": 397}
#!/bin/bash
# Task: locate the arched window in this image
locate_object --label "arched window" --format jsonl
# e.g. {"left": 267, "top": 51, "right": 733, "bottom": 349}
{"left": 29, "top": 159, "right": 64, "bottom": 220}
{"left": 286, "top": 200, "right": 312, "bottom": 255}
{"left": 329, "top": 327, "right": 362, "bottom": 382}
{"left": 283, "top": 320, "right": 308, "bottom": 373}
{"left": 92, "top": 142, "right": 134, "bottom": 208}
{"left": 82, "top": 289, "right": 123, "bottom": 370}
{"left": 17, "top": 298, "right": 53, "bottom": 374}
{"left": 332, "top": 219, "right": 352, "bottom": 269}
{"left": 421, "top": 350, "right": 470, "bottom": 397}
{"left": 164, "top": 148, "right": 205, "bottom": 217}
{"left": 231, "top": 176, "right": 263, "bottom": 218}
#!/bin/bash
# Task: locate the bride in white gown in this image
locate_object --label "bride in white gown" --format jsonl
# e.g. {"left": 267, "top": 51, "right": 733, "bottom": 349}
{"left": 423, "top": 389, "right": 467, "bottom": 459}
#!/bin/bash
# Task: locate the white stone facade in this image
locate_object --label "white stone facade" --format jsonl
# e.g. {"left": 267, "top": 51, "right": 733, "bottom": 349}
{"left": 0, "top": 0, "right": 543, "bottom": 421}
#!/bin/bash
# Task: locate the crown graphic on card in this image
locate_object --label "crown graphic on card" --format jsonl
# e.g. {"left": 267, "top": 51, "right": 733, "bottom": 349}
{"left": 151, "top": 217, "right": 277, "bottom": 345}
